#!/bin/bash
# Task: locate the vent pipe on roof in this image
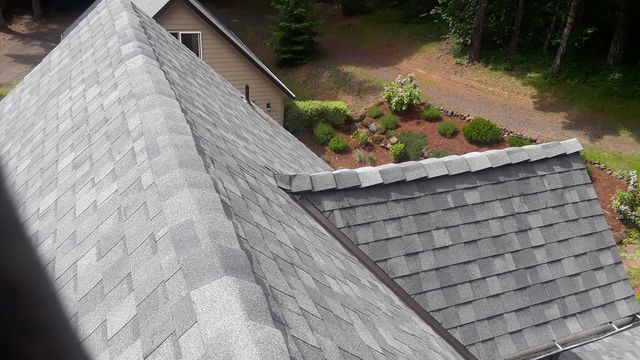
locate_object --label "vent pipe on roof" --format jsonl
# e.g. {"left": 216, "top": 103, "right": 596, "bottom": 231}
{"left": 245, "top": 85, "right": 250, "bottom": 103}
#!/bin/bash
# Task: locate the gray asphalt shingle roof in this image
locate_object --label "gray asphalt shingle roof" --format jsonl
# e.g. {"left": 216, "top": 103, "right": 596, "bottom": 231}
{"left": 297, "top": 144, "right": 640, "bottom": 359}
{"left": 558, "top": 322, "right": 640, "bottom": 360}
{"left": 0, "top": 0, "right": 464, "bottom": 358}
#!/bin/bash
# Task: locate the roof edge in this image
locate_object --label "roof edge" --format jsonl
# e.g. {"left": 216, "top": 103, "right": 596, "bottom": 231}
{"left": 177, "top": 0, "right": 296, "bottom": 98}
{"left": 524, "top": 314, "right": 640, "bottom": 360}
{"left": 277, "top": 139, "right": 583, "bottom": 193}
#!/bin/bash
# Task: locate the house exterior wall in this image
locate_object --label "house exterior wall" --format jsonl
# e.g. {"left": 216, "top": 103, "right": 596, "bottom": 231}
{"left": 156, "top": 0, "right": 286, "bottom": 124}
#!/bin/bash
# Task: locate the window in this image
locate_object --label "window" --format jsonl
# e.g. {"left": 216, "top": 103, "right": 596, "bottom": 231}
{"left": 168, "top": 31, "right": 202, "bottom": 59}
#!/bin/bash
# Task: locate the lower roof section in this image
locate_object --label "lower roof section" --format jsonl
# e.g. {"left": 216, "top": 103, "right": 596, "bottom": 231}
{"left": 298, "top": 148, "right": 639, "bottom": 359}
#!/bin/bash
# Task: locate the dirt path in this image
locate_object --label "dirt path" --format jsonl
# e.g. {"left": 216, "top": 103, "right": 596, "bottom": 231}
{"left": 0, "top": 14, "right": 75, "bottom": 88}
{"left": 213, "top": 3, "right": 640, "bottom": 156}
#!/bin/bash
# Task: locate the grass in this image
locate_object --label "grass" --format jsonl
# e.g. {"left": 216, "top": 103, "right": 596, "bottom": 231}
{"left": 0, "top": 85, "right": 12, "bottom": 99}
{"left": 482, "top": 50, "right": 640, "bottom": 130}
{"left": 329, "top": 11, "right": 447, "bottom": 47}
{"left": 582, "top": 148, "right": 640, "bottom": 174}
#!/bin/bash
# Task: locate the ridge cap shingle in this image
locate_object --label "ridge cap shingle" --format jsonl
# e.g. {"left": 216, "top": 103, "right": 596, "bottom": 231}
{"left": 280, "top": 139, "right": 582, "bottom": 193}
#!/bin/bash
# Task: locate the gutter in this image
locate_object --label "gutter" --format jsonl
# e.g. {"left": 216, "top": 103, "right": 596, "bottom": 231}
{"left": 507, "top": 314, "right": 640, "bottom": 360}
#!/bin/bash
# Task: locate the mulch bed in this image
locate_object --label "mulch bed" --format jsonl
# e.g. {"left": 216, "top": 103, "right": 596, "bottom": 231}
{"left": 297, "top": 104, "right": 629, "bottom": 238}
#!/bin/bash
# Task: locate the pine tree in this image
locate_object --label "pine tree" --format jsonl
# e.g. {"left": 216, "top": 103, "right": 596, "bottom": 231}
{"left": 271, "top": 0, "right": 320, "bottom": 67}
{"left": 469, "top": 0, "right": 489, "bottom": 62}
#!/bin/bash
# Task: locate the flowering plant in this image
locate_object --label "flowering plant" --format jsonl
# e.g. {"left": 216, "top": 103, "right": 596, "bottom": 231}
{"left": 612, "top": 170, "right": 640, "bottom": 227}
{"left": 382, "top": 74, "right": 421, "bottom": 113}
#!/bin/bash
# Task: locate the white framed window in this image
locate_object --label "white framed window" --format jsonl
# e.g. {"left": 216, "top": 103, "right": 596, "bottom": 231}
{"left": 169, "top": 31, "right": 202, "bottom": 59}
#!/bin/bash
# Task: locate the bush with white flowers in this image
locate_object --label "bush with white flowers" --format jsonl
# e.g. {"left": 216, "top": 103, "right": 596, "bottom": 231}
{"left": 613, "top": 170, "right": 640, "bottom": 227}
{"left": 382, "top": 74, "right": 421, "bottom": 113}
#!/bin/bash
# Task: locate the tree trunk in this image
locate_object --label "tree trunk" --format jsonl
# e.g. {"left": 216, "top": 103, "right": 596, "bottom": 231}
{"left": 31, "top": 0, "right": 43, "bottom": 20}
{"left": 470, "top": 0, "right": 489, "bottom": 62}
{"left": 606, "top": 0, "right": 632, "bottom": 66}
{"left": 543, "top": 0, "right": 560, "bottom": 53}
{"left": 508, "top": 0, "right": 525, "bottom": 56}
{"left": 551, "top": 0, "right": 579, "bottom": 73}
{"left": 0, "top": 9, "right": 6, "bottom": 30}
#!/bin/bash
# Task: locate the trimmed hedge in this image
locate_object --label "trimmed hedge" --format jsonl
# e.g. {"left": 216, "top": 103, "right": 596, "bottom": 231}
{"left": 380, "top": 114, "right": 398, "bottom": 132}
{"left": 462, "top": 118, "right": 502, "bottom": 144}
{"left": 506, "top": 135, "right": 534, "bottom": 147}
{"left": 313, "top": 123, "right": 336, "bottom": 145}
{"left": 437, "top": 121, "right": 457, "bottom": 138}
{"left": 284, "top": 100, "right": 350, "bottom": 134}
{"left": 329, "top": 135, "right": 350, "bottom": 153}
{"left": 421, "top": 107, "right": 441, "bottom": 121}
{"left": 397, "top": 131, "right": 427, "bottom": 161}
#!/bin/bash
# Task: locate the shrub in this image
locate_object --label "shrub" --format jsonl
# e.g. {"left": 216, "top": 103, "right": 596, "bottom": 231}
{"left": 313, "top": 123, "right": 336, "bottom": 145}
{"left": 397, "top": 131, "right": 427, "bottom": 161}
{"left": 354, "top": 149, "right": 368, "bottom": 164}
{"left": 382, "top": 74, "right": 421, "bottom": 113}
{"left": 354, "top": 149, "right": 375, "bottom": 165}
{"left": 351, "top": 129, "right": 371, "bottom": 147}
{"left": 329, "top": 135, "right": 350, "bottom": 153}
{"left": 341, "top": 0, "right": 373, "bottom": 16}
{"left": 612, "top": 171, "right": 640, "bottom": 228}
{"left": 421, "top": 107, "right": 441, "bottom": 121}
{"left": 506, "top": 135, "right": 534, "bottom": 147}
{"left": 367, "top": 155, "right": 376, "bottom": 165}
{"left": 271, "top": 0, "right": 319, "bottom": 66}
{"left": 366, "top": 105, "right": 383, "bottom": 118}
{"left": 428, "top": 149, "right": 455, "bottom": 158}
{"left": 462, "top": 118, "right": 502, "bottom": 144}
{"left": 437, "top": 122, "right": 457, "bottom": 138}
{"left": 284, "top": 100, "right": 350, "bottom": 133}
{"left": 390, "top": 143, "right": 409, "bottom": 163}
{"left": 380, "top": 114, "right": 398, "bottom": 132}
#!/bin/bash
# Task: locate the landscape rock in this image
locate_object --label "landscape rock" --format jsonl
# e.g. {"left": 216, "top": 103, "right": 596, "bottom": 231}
{"left": 369, "top": 123, "right": 377, "bottom": 133}
{"left": 389, "top": 137, "right": 398, "bottom": 145}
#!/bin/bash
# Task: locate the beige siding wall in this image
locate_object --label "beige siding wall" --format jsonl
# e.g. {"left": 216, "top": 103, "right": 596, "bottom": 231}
{"left": 157, "top": 0, "right": 286, "bottom": 124}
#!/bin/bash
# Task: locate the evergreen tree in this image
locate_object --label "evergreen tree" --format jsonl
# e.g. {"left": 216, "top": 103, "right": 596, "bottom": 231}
{"left": 271, "top": 0, "right": 320, "bottom": 67}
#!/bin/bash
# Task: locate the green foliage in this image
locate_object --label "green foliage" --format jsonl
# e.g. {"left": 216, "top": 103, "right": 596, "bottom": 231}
{"left": 366, "top": 105, "right": 383, "bottom": 118}
{"left": 390, "top": 143, "right": 409, "bottom": 163}
{"left": 341, "top": 0, "right": 373, "bottom": 16}
{"left": 506, "top": 135, "right": 534, "bottom": 147}
{"left": 0, "top": 85, "right": 11, "bottom": 99}
{"left": 462, "top": 118, "right": 502, "bottom": 144}
{"left": 351, "top": 129, "right": 371, "bottom": 147}
{"left": 428, "top": 149, "right": 455, "bottom": 158}
{"left": 380, "top": 114, "right": 398, "bottom": 132}
{"left": 329, "top": 135, "right": 350, "bottom": 153}
{"left": 612, "top": 171, "right": 640, "bottom": 228}
{"left": 271, "top": 0, "right": 319, "bottom": 67}
{"left": 313, "top": 123, "right": 336, "bottom": 145}
{"left": 397, "top": 131, "right": 427, "bottom": 161}
{"left": 382, "top": 74, "right": 421, "bottom": 113}
{"left": 353, "top": 149, "right": 376, "bottom": 164}
{"left": 437, "top": 121, "right": 457, "bottom": 138}
{"left": 622, "top": 231, "right": 640, "bottom": 246}
{"left": 284, "top": 100, "right": 350, "bottom": 134}
{"left": 421, "top": 107, "right": 441, "bottom": 121}
{"left": 628, "top": 267, "right": 640, "bottom": 294}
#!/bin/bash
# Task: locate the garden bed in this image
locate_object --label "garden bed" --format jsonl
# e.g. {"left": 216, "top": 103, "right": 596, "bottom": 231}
{"left": 296, "top": 103, "right": 631, "bottom": 238}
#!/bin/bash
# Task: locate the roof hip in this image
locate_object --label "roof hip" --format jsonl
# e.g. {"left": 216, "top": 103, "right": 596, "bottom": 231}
{"left": 277, "top": 139, "right": 584, "bottom": 193}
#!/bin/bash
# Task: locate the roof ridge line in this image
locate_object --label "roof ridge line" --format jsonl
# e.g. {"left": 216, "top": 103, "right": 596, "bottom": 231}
{"left": 276, "top": 139, "right": 583, "bottom": 193}
{"left": 124, "top": 3, "right": 290, "bottom": 358}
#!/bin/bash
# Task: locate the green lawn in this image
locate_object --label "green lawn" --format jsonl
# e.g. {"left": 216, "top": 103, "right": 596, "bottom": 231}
{"left": 482, "top": 51, "right": 640, "bottom": 131}
{"left": 582, "top": 148, "right": 640, "bottom": 174}
{"left": 0, "top": 85, "right": 11, "bottom": 99}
